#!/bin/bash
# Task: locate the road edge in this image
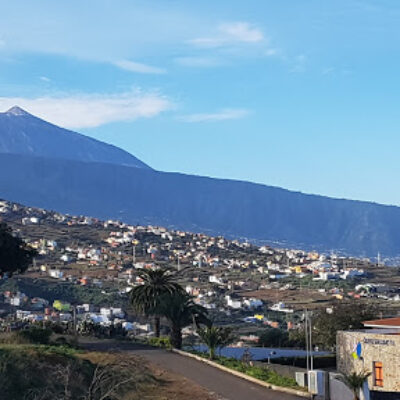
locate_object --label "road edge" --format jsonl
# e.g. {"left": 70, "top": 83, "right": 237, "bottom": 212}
{"left": 171, "top": 349, "right": 311, "bottom": 399}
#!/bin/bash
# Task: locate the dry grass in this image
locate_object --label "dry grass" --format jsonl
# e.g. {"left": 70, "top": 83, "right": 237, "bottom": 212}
{"left": 80, "top": 351, "right": 219, "bottom": 400}
{"left": 136, "top": 365, "right": 219, "bottom": 400}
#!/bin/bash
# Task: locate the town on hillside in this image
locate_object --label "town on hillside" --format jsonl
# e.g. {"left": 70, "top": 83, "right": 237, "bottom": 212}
{"left": 0, "top": 198, "right": 399, "bottom": 341}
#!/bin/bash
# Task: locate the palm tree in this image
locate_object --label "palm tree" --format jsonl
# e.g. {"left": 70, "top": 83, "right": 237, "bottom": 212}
{"left": 197, "top": 325, "right": 235, "bottom": 360}
{"left": 130, "top": 268, "right": 183, "bottom": 337}
{"left": 158, "top": 292, "right": 209, "bottom": 349}
{"left": 339, "top": 370, "right": 371, "bottom": 400}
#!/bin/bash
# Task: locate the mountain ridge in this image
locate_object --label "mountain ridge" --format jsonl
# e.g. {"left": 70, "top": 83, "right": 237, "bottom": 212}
{"left": 0, "top": 106, "right": 150, "bottom": 169}
{"left": 0, "top": 152, "right": 399, "bottom": 257}
{"left": 1, "top": 107, "right": 399, "bottom": 257}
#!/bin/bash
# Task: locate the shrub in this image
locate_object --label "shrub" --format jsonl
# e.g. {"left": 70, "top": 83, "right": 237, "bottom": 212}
{"left": 0, "top": 345, "right": 153, "bottom": 400}
{"left": 147, "top": 336, "right": 172, "bottom": 349}
{"left": 194, "top": 352, "right": 300, "bottom": 389}
{"left": 17, "top": 327, "right": 53, "bottom": 344}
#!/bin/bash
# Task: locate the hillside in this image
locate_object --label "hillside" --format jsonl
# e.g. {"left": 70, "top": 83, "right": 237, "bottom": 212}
{"left": 0, "top": 339, "right": 215, "bottom": 400}
{"left": 1, "top": 152, "right": 400, "bottom": 257}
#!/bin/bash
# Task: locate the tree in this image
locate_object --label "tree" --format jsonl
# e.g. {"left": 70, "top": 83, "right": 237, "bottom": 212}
{"left": 288, "top": 326, "right": 306, "bottom": 348}
{"left": 197, "top": 325, "right": 235, "bottom": 360}
{"left": 258, "top": 328, "right": 289, "bottom": 348}
{"left": 338, "top": 370, "right": 371, "bottom": 400}
{"left": 158, "top": 291, "right": 209, "bottom": 349}
{"left": 130, "top": 268, "right": 183, "bottom": 337}
{"left": 312, "top": 303, "right": 378, "bottom": 350}
{"left": 0, "top": 222, "right": 36, "bottom": 277}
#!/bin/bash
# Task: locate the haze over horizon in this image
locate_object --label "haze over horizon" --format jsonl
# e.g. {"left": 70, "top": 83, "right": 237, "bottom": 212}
{"left": 1, "top": 1, "right": 400, "bottom": 206}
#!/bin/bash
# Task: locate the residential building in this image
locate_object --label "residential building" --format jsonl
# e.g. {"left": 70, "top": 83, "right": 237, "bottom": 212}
{"left": 337, "top": 317, "right": 400, "bottom": 399}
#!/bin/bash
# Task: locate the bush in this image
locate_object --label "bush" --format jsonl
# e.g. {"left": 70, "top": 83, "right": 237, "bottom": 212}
{"left": 17, "top": 327, "right": 53, "bottom": 344}
{"left": 50, "top": 324, "right": 65, "bottom": 334}
{"left": 147, "top": 336, "right": 172, "bottom": 349}
{"left": 0, "top": 345, "right": 153, "bottom": 400}
{"left": 191, "top": 351, "right": 300, "bottom": 389}
{"left": 0, "top": 345, "right": 91, "bottom": 399}
{"left": 0, "top": 328, "right": 52, "bottom": 345}
{"left": 258, "top": 328, "right": 289, "bottom": 347}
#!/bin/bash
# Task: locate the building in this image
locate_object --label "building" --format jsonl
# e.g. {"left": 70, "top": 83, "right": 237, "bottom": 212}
{"left": 337, "top": 317, "right": 400, "bottom": 399}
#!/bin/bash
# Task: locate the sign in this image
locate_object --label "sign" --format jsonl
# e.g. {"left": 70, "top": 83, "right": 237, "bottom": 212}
{"left": 363, "top": 338, "right": 395, "bottom": 346}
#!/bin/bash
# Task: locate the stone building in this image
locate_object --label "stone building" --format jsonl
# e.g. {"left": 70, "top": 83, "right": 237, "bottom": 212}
{"left": 337, "top": 317, "right": 400, "bottom": 400}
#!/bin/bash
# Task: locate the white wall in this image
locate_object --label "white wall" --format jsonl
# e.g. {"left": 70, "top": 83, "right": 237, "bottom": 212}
{"left": 329, "top": 374, "right": 370, "bottom": 400}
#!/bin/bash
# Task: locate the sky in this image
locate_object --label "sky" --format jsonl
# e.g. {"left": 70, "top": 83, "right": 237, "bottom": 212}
{"left": 1, "top": 0, "right": 400, "bottom": 205}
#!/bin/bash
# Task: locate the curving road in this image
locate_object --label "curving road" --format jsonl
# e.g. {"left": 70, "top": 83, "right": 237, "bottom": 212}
{"left": 82, "top": 339, "right": 307, "bottom": 400}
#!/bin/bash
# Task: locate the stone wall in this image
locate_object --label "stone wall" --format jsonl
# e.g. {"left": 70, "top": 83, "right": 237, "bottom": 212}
{"left": 337, "top": 331, "right": 400, "bottom": 393}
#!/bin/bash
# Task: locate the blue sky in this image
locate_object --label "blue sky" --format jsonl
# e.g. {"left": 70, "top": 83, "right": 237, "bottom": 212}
{"left": 1, "top": 0, "right": 400, "bottom": 205}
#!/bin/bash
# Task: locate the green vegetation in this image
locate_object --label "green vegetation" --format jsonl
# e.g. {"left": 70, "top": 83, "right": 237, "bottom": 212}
{"left": 14, "top": 326, "right": 52, "bottom": 344}
{"left": 0, "top": 344, "right": 90, "bottom": 399}
{"left": 197, "top": 324, "right": 235, "bottom": 359}
{"left": 308, "top": 302, "right": 377, "bottom": 349}
{"left": 158, "top": 291, "right": 209, "bottom": 349}
{"left": 338, "top": 370, "right": 371, "bottom": 400}
{"left": 258, "top": 328, "right": 289, "bottom": 348}
{"left": 191, "top": 352, "right": 301, "bottom": 389}
{"left": 0, "top": 343, "right": 152, "bottom": 400}
{"left": 145, "top": 336, "right": 173, "bottom": 349}
{"left": 0, "top": 277, "right": 125, "bottom": 306}
{"left": 0, "top": 326, "right": 78, "bottom": 349}
{"left": 0, "top": 222, "right": 37, "bottom": 277}
{"left": 130, "top": 268, "right": 184, "bottom": 337}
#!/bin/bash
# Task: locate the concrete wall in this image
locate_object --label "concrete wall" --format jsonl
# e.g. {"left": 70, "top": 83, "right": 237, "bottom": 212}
{"left": 329, "top": 373, "right": 370, "bottom": 400}
{"left": 253, "top": 361, "right": 307, "bottom": 380}
{"left": 329, "top": 375, "right": 353, "bottom": 400}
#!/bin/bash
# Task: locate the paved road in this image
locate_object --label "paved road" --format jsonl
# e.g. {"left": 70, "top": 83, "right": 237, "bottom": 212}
{"left": 83, "top": 340, "right": 306, "bottom": 400}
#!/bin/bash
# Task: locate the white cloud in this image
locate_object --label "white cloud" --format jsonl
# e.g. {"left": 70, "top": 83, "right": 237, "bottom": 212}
{"left": 190, "top": 22, "right": 265, "bottom": 48}
{"left": 219, "top": 22, "right": 264, "bottom": 43}
{"left": 113, "top": 59, "right": 166, "bottom": 74}
{"left": 178, "top": 108, "right": 250, "bottom": 123}
{"left": 39, "top": 76, "right": 51, "bottom": 82}
{"left": 0, "top": 90, "right": 172, "bottom": 129}
{"left": 174, "top": 56, "right": 221, "bottom": 68}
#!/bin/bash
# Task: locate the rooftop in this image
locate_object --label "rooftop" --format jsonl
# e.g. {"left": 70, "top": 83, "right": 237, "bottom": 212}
{"left": 363, "top": 317, "right": 400, "bottom": 329}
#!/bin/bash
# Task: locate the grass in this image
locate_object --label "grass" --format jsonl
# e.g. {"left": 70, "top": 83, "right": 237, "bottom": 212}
{"left": 0, "top": 334, "right": 153, "bottom": 400}
{"left": 0, "top": 343, "right": 93, "bottom": 399}
{"left": 189, "top": 350, "right": 302, "bottom": 389}
{"left": 0, "top": 276, "right": 126, "bottom": 306}
{"left": 142, "top": 336, "right": 172, "bottom": 349}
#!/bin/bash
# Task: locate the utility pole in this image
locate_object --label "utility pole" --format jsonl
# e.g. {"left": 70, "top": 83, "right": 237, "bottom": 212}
{"left": 305, "top": 309, "right": 309, "bottom": 373}
{"left": 73, "top": 304, "right": 78, "bottom": 342}
{"left": 132, "top": 240, "right": 138, "bottom": 265}
{"left": 309, "top": 313, "right": 313, "bottom": 370}
{"left": 177, "top": 254, "right": 181, "bottom": 271}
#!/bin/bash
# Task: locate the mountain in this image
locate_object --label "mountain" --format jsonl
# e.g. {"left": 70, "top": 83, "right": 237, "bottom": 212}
{"left": 1, "top": 107, "right": 400, "bottom": 257}
{"left": 0, "top": 106, "right": 150, "bottom": 168}
{"left": 1, "top": 153, "right": 400, "bottom": 257}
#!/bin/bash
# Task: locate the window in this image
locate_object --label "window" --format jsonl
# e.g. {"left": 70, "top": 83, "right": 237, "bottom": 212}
{"left": 374, "top": 361, "right": 383, "bottom": 387}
